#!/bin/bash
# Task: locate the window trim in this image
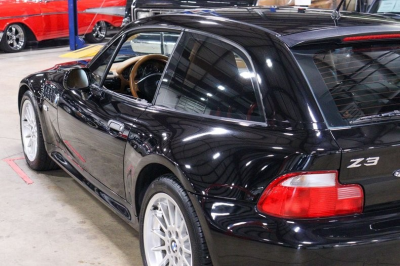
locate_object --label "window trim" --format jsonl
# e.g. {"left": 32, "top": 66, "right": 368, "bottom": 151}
{"left": 90, "top": 34, "right": 125, "bottom": 88}
{"left": 149, "top": 104, "right": 268, "bottom": 127}
{"left": 152, "top": 28, "right": 267, "bottom": 124}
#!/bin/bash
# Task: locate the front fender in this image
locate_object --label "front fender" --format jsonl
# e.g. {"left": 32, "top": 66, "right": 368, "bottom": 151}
{"left": 18, "top": 71, "right": 63, "bottom": 154}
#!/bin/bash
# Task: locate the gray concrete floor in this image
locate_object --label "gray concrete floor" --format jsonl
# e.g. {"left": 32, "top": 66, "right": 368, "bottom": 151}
{"left": 0, "top": 47, "right": 143, "bottom": 266}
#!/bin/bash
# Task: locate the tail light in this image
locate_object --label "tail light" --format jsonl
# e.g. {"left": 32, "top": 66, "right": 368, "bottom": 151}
{"left": 257, "top": 171, "right": 363, "bottom": 219}
{"left": 343, "top": 34, "right": 400, "bottom": 42}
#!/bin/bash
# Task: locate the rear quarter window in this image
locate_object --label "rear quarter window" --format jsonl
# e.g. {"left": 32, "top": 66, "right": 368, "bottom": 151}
{"left": 294, "top": 43, "right": 400, "bottom": 127}
{"left": 155, "top": 31, "right": 263, "bottom": 122}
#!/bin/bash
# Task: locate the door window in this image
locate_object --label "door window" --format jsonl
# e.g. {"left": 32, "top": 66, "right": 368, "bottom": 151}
{"left": 89, "top": 31, "right": 180, "bottom": 103}
{"left": 155, "top": 32, "right": 263, "bottom": 122}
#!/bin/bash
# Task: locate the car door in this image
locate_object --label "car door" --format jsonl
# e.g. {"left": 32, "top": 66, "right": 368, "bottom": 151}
{"left": 58, "top": 30, "right": 180, "bottom": 198}
{"left": 137, "top": 30, "right": 278, "bottom": 199}
{"left": 39, "top": 0, "right": 69, "bottom": 39}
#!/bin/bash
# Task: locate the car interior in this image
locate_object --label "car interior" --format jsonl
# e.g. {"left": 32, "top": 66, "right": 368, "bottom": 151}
{"left": 101, "top": 31, "right": 262, "bottom": 122}
{"left": 102, "top": 32, "right": 178, "bottom": 102}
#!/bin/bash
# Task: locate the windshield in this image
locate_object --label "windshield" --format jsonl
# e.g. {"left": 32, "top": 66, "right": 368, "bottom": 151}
{"left": 294, "top": 43, "right": 400, "bottom": 127}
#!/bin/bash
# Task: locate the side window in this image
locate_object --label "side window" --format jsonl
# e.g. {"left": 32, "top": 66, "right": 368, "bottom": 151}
{"left": 130, "top": 32, "right": 180, "bottom": 56}
{"left": 89, "top": 31, "right": 180, "bottom": 102}
{"left": 90, "top": 38, "right": 121, "bottom": 86}
{"left": 155, "top": 32, "right": 263, "bottom": 122}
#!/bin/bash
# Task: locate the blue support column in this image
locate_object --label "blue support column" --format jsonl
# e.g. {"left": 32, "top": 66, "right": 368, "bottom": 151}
{"left": 68, "top": 0, "right": 85, "bottom": 50}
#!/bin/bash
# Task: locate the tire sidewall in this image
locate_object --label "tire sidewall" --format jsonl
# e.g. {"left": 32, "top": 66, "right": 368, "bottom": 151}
{"left": 139, "top": 176, "right": 204, "bottom": 266}
{"left": 20, "top": 91, "right": 45, "bottom": 169}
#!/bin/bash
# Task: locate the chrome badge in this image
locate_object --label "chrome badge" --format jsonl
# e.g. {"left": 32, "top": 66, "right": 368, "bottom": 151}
{"left": 393, "top": 170, "right": 400, "bottom": 178}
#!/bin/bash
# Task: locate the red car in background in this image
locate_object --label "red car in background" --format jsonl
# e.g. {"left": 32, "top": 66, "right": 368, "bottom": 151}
{"left": 0, "top": 0, "right": 125, "bottom": 52}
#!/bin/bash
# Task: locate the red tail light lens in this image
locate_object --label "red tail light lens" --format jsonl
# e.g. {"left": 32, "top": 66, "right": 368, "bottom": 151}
{"left": 257, "top": 171, "right": 363, "bottom": 219}
{"left": 343, "top": 34, "right": 400, "bottom": 42}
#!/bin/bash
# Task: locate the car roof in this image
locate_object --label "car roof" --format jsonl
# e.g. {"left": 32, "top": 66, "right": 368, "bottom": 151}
{"left": 130, "top": 7, "right": 400, "bottom": 47}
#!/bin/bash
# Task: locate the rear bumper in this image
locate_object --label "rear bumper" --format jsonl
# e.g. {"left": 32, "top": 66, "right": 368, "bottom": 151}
{"left": 211, "top": 231, "right": 400, "bottom": 265}
{"left": 200, "top": 196, "right": 400, "bottom": 265}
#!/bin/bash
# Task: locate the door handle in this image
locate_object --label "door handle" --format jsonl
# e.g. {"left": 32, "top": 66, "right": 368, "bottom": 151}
{"left": 108, "top": 120, "right": 124, "bottom": 133}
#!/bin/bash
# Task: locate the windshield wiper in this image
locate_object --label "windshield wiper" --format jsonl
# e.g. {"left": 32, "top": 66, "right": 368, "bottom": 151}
{"left": 350, "top": 110, "right": 400, "bottom": 124}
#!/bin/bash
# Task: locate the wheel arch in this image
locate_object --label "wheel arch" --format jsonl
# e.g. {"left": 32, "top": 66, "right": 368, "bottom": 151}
{"left": 18, "top": 82, "right": 54, "bottom": 156}
{"left": 4, "top": 22, "right": 37, "bottom": 42}
{"left": 131, "top": 154, "right": 195, "bottom": 216}
{"left": 18, "top": 23, "right": 37, "bottom": 42}
{"left": 92, "top": 17, "right": 120, "bottom": 28}
{"left": 131, "top": 154, "right": 219, "bottom": 265}
{"left": 18, "top": 84, "right": 31, "bottom": 114}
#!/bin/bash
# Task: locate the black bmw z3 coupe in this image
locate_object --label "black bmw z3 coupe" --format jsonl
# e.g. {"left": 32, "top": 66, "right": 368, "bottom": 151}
{"left": 18, "top": 7, "right": 400, "bottom": 266}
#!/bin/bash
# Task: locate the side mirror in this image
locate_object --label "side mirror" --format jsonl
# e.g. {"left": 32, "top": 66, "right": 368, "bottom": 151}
{"left": 64, "top": 68, "right": 90, "bottom": 90}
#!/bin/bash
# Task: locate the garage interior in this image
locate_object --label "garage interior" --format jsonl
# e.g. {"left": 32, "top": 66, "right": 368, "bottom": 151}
{"left": 0, "top": 0, "right": 398, "bottom": 265}
{"left": 0, "top": 47, "right": 143, "bottom": 266}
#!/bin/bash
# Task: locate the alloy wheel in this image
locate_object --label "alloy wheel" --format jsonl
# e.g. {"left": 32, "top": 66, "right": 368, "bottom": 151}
{"left": 21, "top": 100, "right": 38, "bottom": 162}
{"left": 6, "top": 24, "right": 25, "bottom": 51}
{"left": 143, "top": 192, "right": 192, "bottom": 266}
{"left": 92, "top": 21, "right": 106, "bottom": 41}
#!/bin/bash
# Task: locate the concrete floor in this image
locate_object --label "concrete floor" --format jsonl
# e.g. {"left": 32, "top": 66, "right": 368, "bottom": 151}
{"left": 0, "top": 46, "right": 143, "bottom": 266}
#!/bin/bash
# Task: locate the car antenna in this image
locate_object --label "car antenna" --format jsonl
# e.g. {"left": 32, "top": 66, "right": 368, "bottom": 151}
{"left": 331, "top": 0, "right": 346, "bottom": 26}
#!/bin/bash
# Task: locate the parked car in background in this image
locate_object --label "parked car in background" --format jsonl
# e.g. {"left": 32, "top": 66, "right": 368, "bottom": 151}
{"left": 18, "top": 6, "right": 400, "bottom": 266}
{"left": 122, "top": 0, "right": 257, "bottom": 26}
{"left": 0, "top": 0, "right": 126, "bottom": 53}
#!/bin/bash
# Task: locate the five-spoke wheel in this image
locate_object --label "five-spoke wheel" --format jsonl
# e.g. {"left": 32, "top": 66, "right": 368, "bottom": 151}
{"left": 1, "top": 24, "right": 26, "bottom": 52}
{"left": 85, "top": 21, "right": 107, "bottom": 43}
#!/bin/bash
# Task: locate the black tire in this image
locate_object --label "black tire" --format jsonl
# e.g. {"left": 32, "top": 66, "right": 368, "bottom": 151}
{"left": 0, "top": 24, "right": 27, "bottom": 53}
{"left": 84, "top": 21, "right": 107, "bottom": 43}
{"left": 20, "top": 91, "right": 58, "bottom": 171}
{"left": 139, "top": 174, "right": 211, "bottom": 266}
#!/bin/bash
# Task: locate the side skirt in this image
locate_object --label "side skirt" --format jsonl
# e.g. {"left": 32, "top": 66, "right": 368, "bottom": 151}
{"left": 50, "top": 151, "right": 139, "bottom": 230}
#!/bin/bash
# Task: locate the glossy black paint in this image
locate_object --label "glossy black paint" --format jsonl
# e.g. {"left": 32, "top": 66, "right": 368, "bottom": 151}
{"left": 125, "top": 15, "right": 327, "bottom": 129}
{"left": 332, "top": 123, "right": 400, "bottom": 210}
{"left": 18, "top": 9, "right": 400, "bottom": 265}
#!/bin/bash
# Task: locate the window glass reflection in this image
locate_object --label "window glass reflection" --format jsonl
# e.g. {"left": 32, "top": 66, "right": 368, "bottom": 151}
{"left": 155, "top": 32, "right": 263, "bottom": 122}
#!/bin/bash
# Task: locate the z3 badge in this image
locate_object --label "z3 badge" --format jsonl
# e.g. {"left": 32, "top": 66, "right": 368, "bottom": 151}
{"left": 347, "top": 157, "right": 380, "bottom": 168}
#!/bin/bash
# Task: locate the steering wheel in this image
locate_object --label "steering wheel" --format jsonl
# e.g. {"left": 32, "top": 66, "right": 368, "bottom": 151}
{"left": 129, "top": 54, "right": 168, "bottom": 98}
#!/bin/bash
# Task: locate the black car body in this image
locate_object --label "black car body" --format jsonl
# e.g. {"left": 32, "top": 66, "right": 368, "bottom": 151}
{"left": 18, "top": 7, "right": 400, "bottom": 265}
